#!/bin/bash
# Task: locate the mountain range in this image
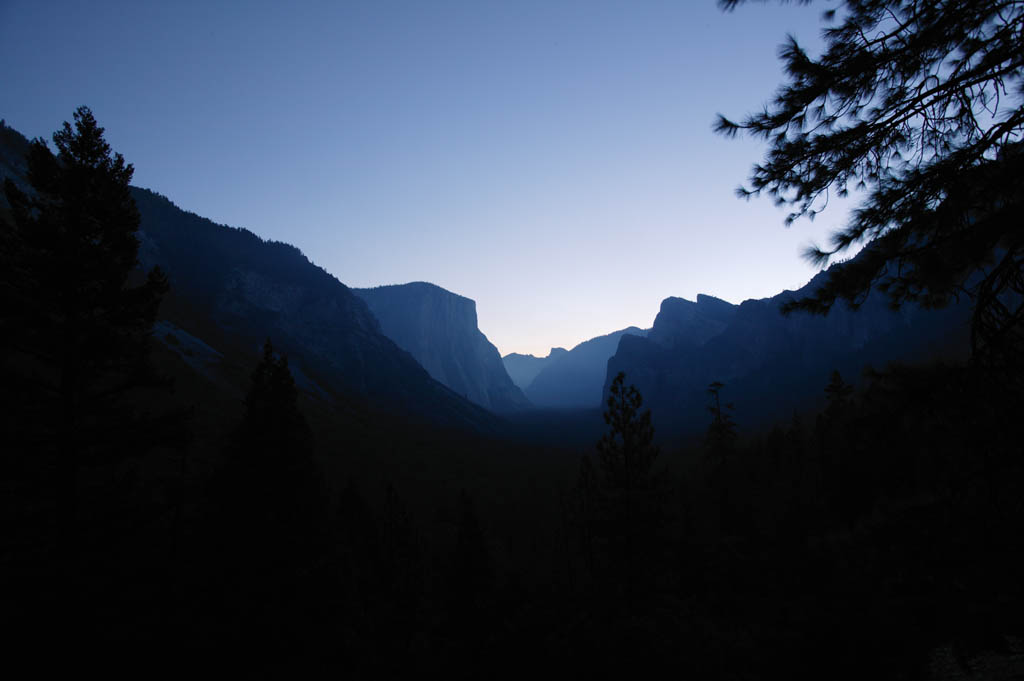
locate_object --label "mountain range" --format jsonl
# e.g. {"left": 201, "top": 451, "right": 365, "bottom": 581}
{"left": 503, "top": 327, "right": 648, "bottom": 409}
{"left": 606, "top": 269, "right": 971, "bottom": 436}
{"left": 1, "top": 120, "right": 499, "bottom": 434}
{"left": 502, "top": 348, "right": 568, "bottom": 392}
{"left": 1, "top": 117, "right": 974, "bottom": 442}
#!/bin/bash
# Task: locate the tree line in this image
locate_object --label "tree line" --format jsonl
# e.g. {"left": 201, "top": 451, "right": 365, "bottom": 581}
{"left": 5, "top": 0, "right": 1024, "bottom": 664}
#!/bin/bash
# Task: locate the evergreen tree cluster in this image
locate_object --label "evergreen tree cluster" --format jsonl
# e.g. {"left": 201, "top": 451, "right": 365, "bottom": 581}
{"left": 2, "top": 58, "right": 1021, "bottom": 675}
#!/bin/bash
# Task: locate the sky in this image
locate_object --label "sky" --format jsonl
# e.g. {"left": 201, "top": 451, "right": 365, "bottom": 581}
{"left": 0, "top": 0, "right": 855, "bottom": 357}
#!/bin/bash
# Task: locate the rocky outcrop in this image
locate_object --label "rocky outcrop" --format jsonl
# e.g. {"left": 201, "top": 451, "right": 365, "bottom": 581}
{"left": 646, "top": 295, "right": 737, "bottom": 348}
{"left": 502, "top": 348, "right": 568, "bottom": 390}
{"left": 126, "top": 187, "right": 497, "bottom": 432}
{"left": 524, "top": 327, "right": 647, "bottom": 408}
{"left": 605, "top": 265, "right": 971, "bottom": 437}
{"left": 0, "top": 121, "right": 499, "bottom": 431}
{"left": 354, "top": 283, "right": 530, "bottom": 413}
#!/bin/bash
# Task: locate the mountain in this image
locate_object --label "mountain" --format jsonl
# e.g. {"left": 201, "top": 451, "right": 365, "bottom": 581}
{"left": 502, "top": 348, "right": 568, "bottom": 390}
{"left": 523, "top": 327, "right": 648, "bottom": 408}
{"left": 646, "top": 295, "right": 737, "bottom": 348}
{"left": 353, "top": 282, "right": 530, "bottom": 412}
{"left": 0, "top": 120, "right": 497, "bottom": 432}
{"left": 606, "top": 265, "right": 971, "bottom": 437}
{"left": 134, "top": 191, "right": 500, "bottom": 430}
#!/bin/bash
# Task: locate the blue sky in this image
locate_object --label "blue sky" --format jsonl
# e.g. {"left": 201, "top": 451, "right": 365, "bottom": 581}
{"left": 0, "top": 0, "right": 852, "bottom": 357}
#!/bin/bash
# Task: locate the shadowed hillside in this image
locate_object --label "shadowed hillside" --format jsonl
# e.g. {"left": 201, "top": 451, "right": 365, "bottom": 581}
{"left": 607, "top": 266, "right": 972, "bottom": 437}
{"left": 502, "top": 347, "right": 568, "bottom": 391}
{"left": 525, "top": 326, "right": 647, "bottom": 408}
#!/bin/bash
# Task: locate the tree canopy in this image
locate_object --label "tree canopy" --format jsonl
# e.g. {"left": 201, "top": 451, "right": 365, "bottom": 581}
{"left": 1, "top": 108, "right": 171, "bottom": 452}
{"left": 2, "top": 106, "right": 168, "bottom": 387}
{"left": 716, "top": 0, "right": 1024, "bottom": 363}
{"left": 1, "top": 106, "right": 174, "bottom": 555}
{"left": 597, "top": 371, "right": 659, "bottom": 493}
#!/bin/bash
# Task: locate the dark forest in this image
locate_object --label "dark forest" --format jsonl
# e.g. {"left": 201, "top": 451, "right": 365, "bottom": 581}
{"left": 3, "top": 1, "right": 1024, "bottom": 678}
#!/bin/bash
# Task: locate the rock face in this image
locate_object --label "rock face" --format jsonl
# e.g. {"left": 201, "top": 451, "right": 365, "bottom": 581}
{"left": 502, "top": 348, "right": 568, "bottom": 390}
{"left": 523, "top": 327, "right": 647, "bottom": 408}
{"left": 125, "top": 186, "right": 497, "bottom": 432}
{"left": 354, "top": 283, "right": 530, "bottom": 413}
{"left": 646, "top": 295, "right": 737, "bottom": 348}
{"left": 0, "top": 120, "right": 497, "bottom": 432}
{"left": 606, "top": 266, "right": 971, "bottom": 437}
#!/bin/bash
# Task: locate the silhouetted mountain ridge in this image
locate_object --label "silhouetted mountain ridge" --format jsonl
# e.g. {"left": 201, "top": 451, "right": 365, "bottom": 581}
{"left": 607, "top": 262, "right": 971, "bottom": 437}
{"left": 521, "top": 327, "right": 648, "bottom": 408}
{"left": 130, "top": 187, "right": 498, "bottom": 431}
{"left": 0, "top": 119, "right": 497, "bottom": 432}
{"left": 647, "top": 294, "right": 737, "bottom": 348}
{"left": 502, "top": 348, "right": 568, "bottom": 390}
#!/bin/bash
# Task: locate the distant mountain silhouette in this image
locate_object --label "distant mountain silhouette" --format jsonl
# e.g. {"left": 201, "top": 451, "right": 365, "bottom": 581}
{"left": 501, "top": 348, "right": 568, "bottom": 390}
{"left": 607, "top": 266, "right": 971, "bottom": 437}
{"left": 521, "top": 327, "right": 647, "bottom": 408}
{"left": 353, "top": 282, "right": 530, "bottom": 412}
{"left": 0, "top": 120, "right": 498, "bottom": 432}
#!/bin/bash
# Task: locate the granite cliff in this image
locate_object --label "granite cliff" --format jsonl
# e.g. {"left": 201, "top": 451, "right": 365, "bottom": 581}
{"left": 606, "top": 266, "right": 971, "bottom": 437}
{"left": 354, "top": 283, "right": 530, "bottom": 412}
{"left": 128, "top": 189, "right": 497, "bottom": 431}
{"left": 1, "top": 119, "right": 500, "bottom": 431}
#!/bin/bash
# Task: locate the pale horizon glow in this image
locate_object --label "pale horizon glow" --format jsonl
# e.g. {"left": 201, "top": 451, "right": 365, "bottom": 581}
{"left": 0, "top": 0, "right": 855, "bottom": 357}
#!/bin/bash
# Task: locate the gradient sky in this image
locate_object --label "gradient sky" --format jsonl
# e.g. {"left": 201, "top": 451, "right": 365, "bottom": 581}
{"left": 0, "top": 0, "right": 854, "bottom": 357}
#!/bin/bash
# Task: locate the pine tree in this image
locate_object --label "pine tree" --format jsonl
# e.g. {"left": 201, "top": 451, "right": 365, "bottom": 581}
{"left": 716, "top": 1, "right": 1024, "bottom": 364}
{"left": 823, "top": 370, "right": 854, "bottom": 417}
{"left": 575, "top": 454, "right": 599, "bottom": 580}
{"left": 704, "top": 381, "right": 744, "bottom": 536}
{"left": 224, "top": 339, "right": 320, "bottom": 554}
{"left": 216, "top": 340, "right": 325, "bottom": 655}
{"left": 235, "top": 339, "right": 312, "bottom": 464}
{"left": 597, "top": 372, "right": 659, "bottom": 493}
{"left": 448, "top": 489, "right": 493, "bottom": 641}
{"left": 817, "top": 370, "right": 862, "bottom": 523}
{"left": 594, "top": 372, "right": 661, "bottom": 603}
{"left": 1, "top": 106, "right": 170, "bottom": 552}
{"left": 705, "top": 380, "right": 736, "bottom": 460}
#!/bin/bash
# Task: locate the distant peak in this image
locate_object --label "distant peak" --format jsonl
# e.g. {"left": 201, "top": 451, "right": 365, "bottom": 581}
{"left": 502, "top": 352, "right": 536, "bottom": 360}
{"left": 696, "top": 293, "right": 736, "bottom": 308}
{"left": 356, "top": 281, "right": 475, "bottom": 306}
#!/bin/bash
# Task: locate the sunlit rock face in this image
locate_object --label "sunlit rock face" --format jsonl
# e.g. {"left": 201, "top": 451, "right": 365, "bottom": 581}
{"left": 605, "top": 266, "right": 971, "bottom": 437}
{"left": 354, "top": 282, "right": 530, "bottom": 413}
{"left": 523, "top": 328, "right": 648, "bottom": 409}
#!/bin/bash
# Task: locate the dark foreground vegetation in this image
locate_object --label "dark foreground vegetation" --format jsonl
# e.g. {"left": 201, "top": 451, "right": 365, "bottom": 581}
{"left": 3, "top": 108, "right": 1023, "bottom": 680}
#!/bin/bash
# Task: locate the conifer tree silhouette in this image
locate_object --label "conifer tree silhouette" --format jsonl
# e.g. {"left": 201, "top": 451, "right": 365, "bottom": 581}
{"left": 824, "top": 370, "right": 854, "bottom": 414}
{"left": 717, "top": 0, "right": 1024, "bottom": 364}
{"left": 705, "top": 380, "right": 736, "bottom": 460}
{"left": 217, "top": 340, "right": 325, "bottom": 657}
{"left": 1, "top": 106, "right": 171, "bottom": 555}
{"left": 224, "top": 339, "right": 320, "bottom": 559}
{"left": 597, "top": 372, "right": 659, "bottom": 492}
{"left": 594, "top": 372, "right": 661, "bottom": 605}
{"left": 450, "top": 490, "right": 493, "bottom": 615}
